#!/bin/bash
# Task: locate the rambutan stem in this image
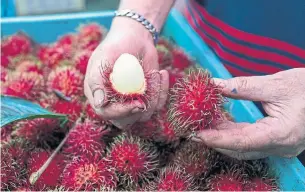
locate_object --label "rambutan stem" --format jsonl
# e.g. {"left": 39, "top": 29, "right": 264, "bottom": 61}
{"left": 29, "top": 125, "right": 74, "bottom": 185}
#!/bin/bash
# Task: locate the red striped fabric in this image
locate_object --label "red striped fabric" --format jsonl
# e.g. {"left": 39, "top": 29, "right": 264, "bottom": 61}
{"left": 191, "top": 0, "right": 305, "bottom": 60}
{"left": 183, "top": 1, "right": 305, "bottom": 76}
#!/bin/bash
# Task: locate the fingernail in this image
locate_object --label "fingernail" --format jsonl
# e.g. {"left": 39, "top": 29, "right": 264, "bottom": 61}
{"left": 93, "top": 89, "right": 105, "bottom": 107}
{"left": 212, "top": 78, "right": 226, "bottom": 88}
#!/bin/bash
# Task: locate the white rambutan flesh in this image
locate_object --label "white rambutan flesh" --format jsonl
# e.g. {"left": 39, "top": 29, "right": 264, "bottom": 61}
{"left": 110, "top": 53, "right": 146, "bottom": 94}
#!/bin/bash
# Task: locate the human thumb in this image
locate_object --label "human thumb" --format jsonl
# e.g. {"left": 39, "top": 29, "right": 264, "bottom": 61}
{"left": 212, "top": 75, "right": 273, "bottom": 102}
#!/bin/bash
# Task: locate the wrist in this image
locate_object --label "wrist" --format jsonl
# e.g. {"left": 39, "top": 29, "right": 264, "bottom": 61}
{"left": 111, "top": 16, "right": 155, "bottom": 44}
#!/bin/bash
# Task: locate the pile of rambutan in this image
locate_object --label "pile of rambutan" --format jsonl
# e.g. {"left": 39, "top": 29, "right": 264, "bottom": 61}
{"left": 0, "top": 23, "right": 279, "bottom": 191}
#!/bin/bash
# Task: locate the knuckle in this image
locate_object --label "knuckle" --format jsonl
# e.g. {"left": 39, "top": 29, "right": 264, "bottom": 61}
{"left": 234, "top": 77, "right": 250, "bottom": 91}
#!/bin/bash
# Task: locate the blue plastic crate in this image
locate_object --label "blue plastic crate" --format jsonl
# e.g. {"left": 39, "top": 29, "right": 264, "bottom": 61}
{"left": 1, "top": 9, "right": 305, "bottom": 191}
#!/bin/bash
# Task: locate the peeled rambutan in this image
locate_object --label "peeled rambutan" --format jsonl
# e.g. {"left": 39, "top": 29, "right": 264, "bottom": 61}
{"left": 51, "top": 99, "right": 83, "bottom": 123}
{"left": 168, "top": 68, "right": 224, "bottom": 137}
{"left": 148, "top": 166, "right": 197, "bottom": 191}
{"left": 12, "top": 118, "right": 62, "bottom": 147}
{"left": 107, "top": 134, "right": 159, "bottom": 184}
{"left": 3, "top": 72, "right": 44, "bottom": 100}
{"left": 61, "top": 156, "right": 118, "bottom": 191}
{"left": 47, "top": 66, "right": 84, "bottom": 98}
{"left": 102, "top": 53, "right": 157, "bottom": 109}
{"left": 156, "top": 44, "right": 172, "bottom": 69}
{"left": 27, "top": 150, "right": 65, "bottom": 190}
{"left": 171, "top": 47, "right": 193, "bottom": 70}
{"left": 78, "top": 22, "right": 105, "bottom": 44}
{"left": 74, "top": 50, "right": 92, "bottom": 75}
{"left": 1, "top": 33, "right": 31, "bottom": 57}
{"left": 173, "top": 141, "right": 216, "bottom": 178}
{"left": 63, "top": 120, "right": 107, "bottom": 158}
{"left": 206, "top": 165, "right": 246, "bottom": 191}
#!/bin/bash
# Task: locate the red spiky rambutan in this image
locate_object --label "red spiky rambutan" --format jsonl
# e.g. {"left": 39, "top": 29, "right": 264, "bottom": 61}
{"left": 39, "top": 45, "right": 67, "bottom": 68}
{"left": 78, "top": 23, "right": 105, "bottom": 44}
{"left": 1, "top": 55, "right": 9, "bottom": 67}
{"left": 1, "top": 67, "right": 9, "bottom": 84}
{"left": 107, "top": 134, "right": 158, "bottom": 184}
{"left": 244, "top": 178, "right": 278, "bottom": 191}
{"left": 81, "top": 40, "right": 100, "bottom": 51}
{"left": 1, "top": 33, "right": 31, "bottom": 57}
{"left": 148, "top": 166, "right": 197, "bottom": 191}
{"left": 3, "top": 72, "right": 44, "bottom": 100}
{"left": 129, "top": 108, "right": 178, "bottom": 143}
{"left": 102, "top": 53, "right": 158, "bottom": 109}
{"left": 51, "top": 99, "right": 83, "bottom": 123}
{"left": 28, "top": 150, "right": 65, "bottom": 190}
{"left": 84, "top": 102, "right": 108, "bottom": 125}
{"left": 156, "top": 44, "right": 172, "bottom": 69}
{"left": 1, "top": 148, "right": 18, "bottom": 191}
{"left": 55, "top": 33, "right": 77, "bottom": 59}
{"left": 74, "top": 50, "right": 92, "bottom": 75}
{"left": 63, "top": 120, "right": 107, "bottom": 158}
{"left": 14, "top": 56, "right": 43, "bottom": 74}
{"left": 168, "top": 68, "right": 225, "bottom": 137}
{"left": 174, "top": 141, "right": 216, "bottom": 178}
{"left": 155, "top": 108, "right": 179, "bottom": 143}
{"left": 171, "top": 47, "right": 193, "bottom": 70}
{"left": 167, "top": 67, "right": 185, "bottom": 89}
{"left": 241, "top": 160, "right": 279, "bottom": 191}
{"left": 47, "top": 66, "right": 84, "bottom": 98}
{"left": 128, "top": 113, "right": 160, "bottom": 141}
{"left": 157, "top": 37, "right": 173, "bottom": 51}
{"left": 0, "top": 124, "right": 13, "bottom": 143}
{"left": 206, "top": 165, "right": 246, "bottom": 191}
{"left": 0, "top": 143, "right": 28, "bottom": 191}
{"left": 12, "top": 118, "right": 62, "bottom": 147}
{"left": 61, "top": 156, "right": 118, "bottom": 191}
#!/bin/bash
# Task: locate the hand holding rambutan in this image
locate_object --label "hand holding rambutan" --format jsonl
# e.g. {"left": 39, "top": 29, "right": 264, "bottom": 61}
{"left": 107, "top": 134, "right": 159, "bottom": 185}
{"left": 61, "top": 156, "right": 118, "bottom": 191}
{"left": 168, "top": 68, "right": 225, "bottom": 137}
